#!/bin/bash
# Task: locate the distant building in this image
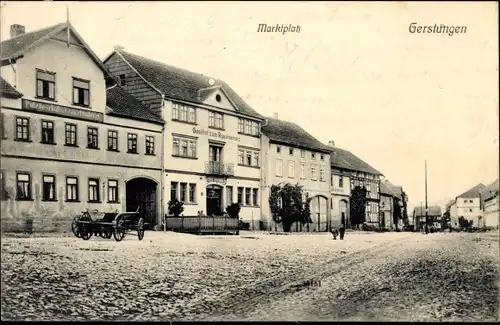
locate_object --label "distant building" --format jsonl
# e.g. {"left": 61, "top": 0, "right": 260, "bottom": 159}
{"left": 261, "top": 116, "right": 332, "bottom": 232}
{"left": 413, "top": 205, "right": 442, "bottom": 230}
{"left": 481, "top": 179, "right": 499, "bottom": 229}
{"left": 379, "top": 180, "right": 405, "bottom": 230}
{"left": 449, "top": 183, "right": 486, "bottom": 228}
{"left": 1, "top": 22, "right": 164, "bottom": 231}
{"left": 328, "top": 142, "right": 383, "bottom": 228}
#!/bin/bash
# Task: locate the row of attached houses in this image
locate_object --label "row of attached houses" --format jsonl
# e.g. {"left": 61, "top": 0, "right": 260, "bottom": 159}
{"left": 0, "top": 21, "right": 407, "bottom": 232}
{"left": 444, "top": 179, "right": 499, "bottom": 229}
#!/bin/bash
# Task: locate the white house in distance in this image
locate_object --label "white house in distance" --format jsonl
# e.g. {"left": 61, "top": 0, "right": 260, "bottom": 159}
{"left": 260, "top": 115, "right": 332, "bottom": 232}
{"left": 481, "top": 179, "right": 499, "bottom": 229}
{"left": 103, "top": 48, "right": 264, "bottom": 225}
{"left": 448, "top": 183, "right": 486, "bottom": 228}
{"left": 0, "top": 22, "right": 164, "bottom": 231}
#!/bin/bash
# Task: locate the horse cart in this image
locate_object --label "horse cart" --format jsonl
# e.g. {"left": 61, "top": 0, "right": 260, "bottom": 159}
{"left": 71, "top": 208, "right": 146, "bottom": 241}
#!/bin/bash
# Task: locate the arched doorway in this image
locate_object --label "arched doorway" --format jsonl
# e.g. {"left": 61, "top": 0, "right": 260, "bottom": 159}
{"left": 310, "top": 195, "right": 329, "bottom": 232}
{"left": 126, "top": 177, "right": 157, "bottom": 230}
{"left": 206, "top": 184, "right": 223, "bottom": 216}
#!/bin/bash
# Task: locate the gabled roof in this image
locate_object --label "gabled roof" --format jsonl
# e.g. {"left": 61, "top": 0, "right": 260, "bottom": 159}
{"left": 445, "top": 199, "right": 456, "bottom": 210}
{"left": 457, "top": 183, "right": 487, "bottom": 199}
{"left": 104, "top": 49, "right": 263, "bottom": 120}
{"left": 380, "top": 180, "right": 403, "bottom": 200}
{"left": 106, "top": 85, "right": 164, "bottom": 125}
{"left": 329, "top": 146, "right": 383, "bottom": 176}
{"left": 261, "top": 117, "right": 332, "bottom": 153}
{"left": 1, "top": 22, "right": 114, "bottom": 82}
{"left": 481, "top": 178, "right": 499, "bottom": 202}
{"left": 0, "top": 76, "right": 23, "bottom": 99}
{"left": 413, "top": 205, "right": 442, "bottom": 217}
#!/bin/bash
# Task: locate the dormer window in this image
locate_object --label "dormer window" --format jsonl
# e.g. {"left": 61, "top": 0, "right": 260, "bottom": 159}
{"left": 215, "top": 94, "right": 222, "bottom": 102}
{"left": 119, "top": 74, "right": 127, "bottom": 86}
{"left": 73, "top": 78, "right": 90, "bottom": 107}
{"left": 36, "top": 70, "right": 55, "bottom": 100}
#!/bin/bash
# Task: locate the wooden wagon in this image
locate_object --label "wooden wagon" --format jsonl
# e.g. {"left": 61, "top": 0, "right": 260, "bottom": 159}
{"left": 71, "top": 208, "right": 146, "bottom": 242}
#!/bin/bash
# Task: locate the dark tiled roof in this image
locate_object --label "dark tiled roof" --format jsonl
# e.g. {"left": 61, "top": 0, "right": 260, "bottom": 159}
{"left": 457, "top": 183, "right": 486, "bottom": 199}
{"left": 112, "top": 50, "right": 263, "bottom": 120}
{"left": 0, "top": 76, "right": 23, "bottom": 98}
{"left": 481, "top": 179, "right": 499, "bottom": 202}
{"left": 106, "top": 85, "right": 164, "bottom": 124}
{"left": 0, "top": 23, "right": 66, "bottom": 61}
{"left": 445, "top": 199, "right": 456, "bottom": 210}
{"left": 413, "top": 205, "right": 442, "bottom": 217}
{"left": 261, "top": 117, "right": 332, "bottom": 153}
{"left": 380, "top": 180, "right": 403, "bottom": 200}
{"left": 329, "top": 146, "right": 383, "bottom": 176}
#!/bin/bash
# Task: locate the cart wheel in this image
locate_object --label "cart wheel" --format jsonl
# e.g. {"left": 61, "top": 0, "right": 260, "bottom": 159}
{"left": 99, "top": 227, "right": 112, "bottom": 239}
{"left": 113, "top": 217, "right": 126, "bottom": 242}
{"left": 137, "top": 218, "right": 145, "bottom": 241}
{"left": 71, "top": 216, "right": 81, "bottom": 238}
{"left": 80, "top": 225, "right": 92, "bottom": 241}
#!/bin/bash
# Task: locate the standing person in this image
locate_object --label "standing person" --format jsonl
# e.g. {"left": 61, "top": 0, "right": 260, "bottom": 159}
{"left": 339, "top": 213, "right": 346, "bottom": 240}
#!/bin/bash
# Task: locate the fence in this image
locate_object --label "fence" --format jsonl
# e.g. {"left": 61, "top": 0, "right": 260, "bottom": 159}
{"left": 165, "top": 216, "right": 239, "bottom": 235}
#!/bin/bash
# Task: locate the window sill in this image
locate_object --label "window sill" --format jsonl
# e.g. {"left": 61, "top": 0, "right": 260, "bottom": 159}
{"left": 209, "top": 126, "right": 225, "bottom": 131}
{"left": 172, "top": 119, "right": 197, "bottom": 126}
{"left": 35, "top": 96, "right": 57, "bottom": 102}
{"left": 183, "top": 202, "right": 198, "bottom": 206}
{"left": 127, "top": 151, "right": 139, "bottom": 154}
{"left": 65, "top": 200, "right": 81, "bottom": 203}
{"left": 14, "top": 139, "right": 32, "bottom": 143}
{"left": 88, "top": 201, "right": 102, "bottom": 204}
{"left": 240, "top": 205, "right": 260, "bottom": 208}
{"left": 64, "top": 144, "right": 79, "bottom": 147}
{"left": 107, "top": 201, "right": 120, "bottom": 204}
{"left": 145, "top": 153, "right": 156, "bottom": 156}
{"left": 87, "top": 147, "right": 100, "bottom": 150}
{"left": 237, "top": 132, "right": 260, "bottom": 138}
{"left": 42, "top": 199, "right": 58, "bottom": 202}
{"left": 276, "top": 175, "right": 283, "bottom": 178}
{"left": 16, "top": 198, "right": 34, "bottom": 201}
{"left": 172, "top": 155, "right": 198, "bottom": 160}
{"left": 238, "top": 164, "right": 260, "bottom": 169}
{"left": 107, "top": 149, "right": 120, "bottom": 152}
{"left": 40, "top": 142, "right": 57, "bottom": 145}
{"left": 73, "top": 103, "right": 91, "bottom": 109}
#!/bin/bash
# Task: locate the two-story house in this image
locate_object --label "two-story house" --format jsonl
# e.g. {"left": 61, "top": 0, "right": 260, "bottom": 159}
{"left": 0, "top": 22, "right": 164, "bottom": 231}
{"left": 481, "top": 179, "right": 499, "bottom": 229}
{"left": 103, "top": 49, "right": 264, "bottom": 223}
{"left": 449, "top": 183, "right": 487, "bottom": 228}
{"left": 413, "top": 205, "right": 442, "bottom": 230}
{"left": 261, "top": 115, "right": 332, "bottom": 232}
{"left": 379, "top": 180, "right": 404, "bottom": 230}
{"left": 328, "top": 142, "right": 383, "bottom": 228}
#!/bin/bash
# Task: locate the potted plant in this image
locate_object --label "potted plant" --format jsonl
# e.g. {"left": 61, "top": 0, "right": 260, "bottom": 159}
{"left": 226, "top": 202, "right": 241, "bottom": 218}
{"left": 168, "top": 198, "right": 184, "bottom": 217}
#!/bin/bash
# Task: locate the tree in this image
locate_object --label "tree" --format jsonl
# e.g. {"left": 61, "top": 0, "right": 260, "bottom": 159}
{"left": 441, "top": 211, "right": 451, "bottom": 231}
{"left": 226, "top": 203, "right": 241, "bottom": 218}
{"left": 168, "top": 198, "right": 184, "bottom": 217}
{"left": 269, "top": 182, "right": 312, "bottom": 232}
{"left": 350, "top": 186, "right": 367, "bottom": 229}
{"left": 401, "top": 190, "right": 409, "bottom": 226}
{"left": 393, "top": 199, "right": 402, "bottom": 230}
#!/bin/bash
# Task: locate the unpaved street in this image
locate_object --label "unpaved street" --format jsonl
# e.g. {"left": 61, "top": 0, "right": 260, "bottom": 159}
{"left": 1, "top": 231, "right": 498, "bottom": 321}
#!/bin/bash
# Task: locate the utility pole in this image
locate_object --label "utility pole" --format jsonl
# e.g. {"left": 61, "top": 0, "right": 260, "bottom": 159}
{"left": 420, "top": 201, "right": 423, "bottom": 232}
{"left": 425, "top": 159, "right": 429, "bottom": 234}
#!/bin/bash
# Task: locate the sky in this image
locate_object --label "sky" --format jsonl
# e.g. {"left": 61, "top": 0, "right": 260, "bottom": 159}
{"left": 1, "top": 1, "right": 498, "bottom": 211}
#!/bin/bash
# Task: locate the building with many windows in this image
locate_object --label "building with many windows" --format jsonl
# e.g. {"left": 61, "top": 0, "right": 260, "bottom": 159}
{"left": 0, "top": 22, "right": 164, "bottom": 231}
{"left": 261, "top": 115, "right": 332, "bottom": 232}
{"left": 447, "top": 183, "right": 486, "bottom": 228}
{"left": 328, "top": 142, "right": 383, "bottom": 228}
{"left": 103, "top": 49, "right": 264, "bottom": 223}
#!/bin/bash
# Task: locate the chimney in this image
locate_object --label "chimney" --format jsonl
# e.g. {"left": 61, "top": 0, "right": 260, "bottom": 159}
{"left": 114, "top": 45, "right": 124, "bottom": 51}
{"left": 328, "top": 140, "right": 335, "bottom": 147}
{"left": 273, "top": 113, "right": 279, "bottom": 119}
{"left": 10, "top": 24, "right": 26, "bottom": 39}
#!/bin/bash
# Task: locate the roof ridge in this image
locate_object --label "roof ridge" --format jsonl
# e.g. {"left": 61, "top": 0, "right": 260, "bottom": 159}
{"left": 119, "top": 49, "right": 218, "bottom": 82}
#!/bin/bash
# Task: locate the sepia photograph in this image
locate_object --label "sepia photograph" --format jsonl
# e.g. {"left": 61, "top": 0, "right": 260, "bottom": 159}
{"left": 0, "top": 0, "right": 498, "bottom": 322}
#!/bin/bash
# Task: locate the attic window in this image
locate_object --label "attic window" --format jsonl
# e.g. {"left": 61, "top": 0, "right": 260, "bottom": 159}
{"left": 119, "top": 74, "right": 126, "bottom": 86}
{"left": 215, "top": 94, "right": 221, "bottom": 102}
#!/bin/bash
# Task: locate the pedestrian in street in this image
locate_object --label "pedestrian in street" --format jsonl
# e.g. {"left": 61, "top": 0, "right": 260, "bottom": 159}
{"left": 339, "top": 214, "right": 346, "bottom": 240}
